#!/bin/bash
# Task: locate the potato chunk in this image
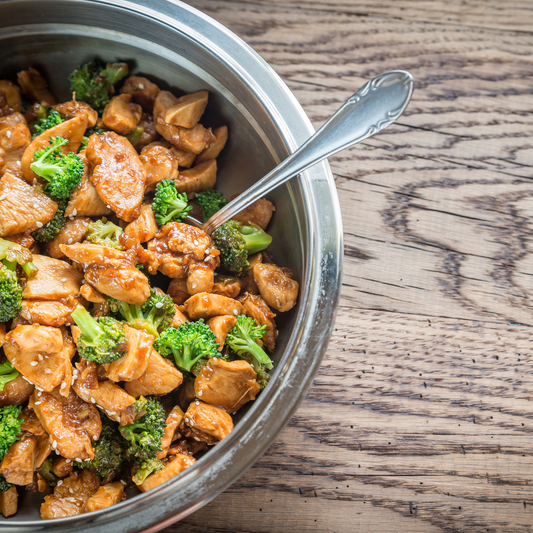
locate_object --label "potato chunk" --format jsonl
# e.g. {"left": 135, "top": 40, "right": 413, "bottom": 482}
{"left": 0, "top": 485, "right": 17, "bottom": 517}
{"left": 86, "top": 131, "right": 146, "bottom": 222}
{"left": 183, "top": 401, "right": 233, "bottom": 443}
{"left": 184, "top": 293, "right": 244, "bottom": 320}
{"left": 86, "top": 481, "right": 126, "bottom": 512}
{"left": 139, "top": 453, "right": 195, "bottom": 492}
{"left": 120, "top": 76, "right": 160, "bottom": 112}
{"left": 164, "top": 90, "right": 209, "bottom": 128}
{"left": 102, "top": 94, "right": 142, "bottom": 135}
{"left": 253, "top": 262, "right": 299, "bottom": 312}
{"left": 0, "top": 123, "right": 31, "bottom": 179}
{"left": 17, "top": 67, "right": 56, "bottom": 104}
{"left": 195, "top": 358, "right": 259, "bottom": 412}
{"left": 0, "top": 172, "right": 57, "bottom": 237}
{"left": 195, "top": 125, "right": 228, "bottom": 165}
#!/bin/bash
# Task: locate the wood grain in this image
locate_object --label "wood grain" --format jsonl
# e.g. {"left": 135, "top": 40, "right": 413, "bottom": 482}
{"left": 166, "top": 1, "right": 533, "bottom": 531}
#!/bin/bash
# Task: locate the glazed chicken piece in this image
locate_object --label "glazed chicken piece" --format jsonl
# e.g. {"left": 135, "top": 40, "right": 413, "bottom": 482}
{"left": 123, "top": 204, "right": 158, "bottom": 244}
{"left": 0, "top": 375, "right": 34, "bottom": 407}
{"left": 239, "top": 252, "right": 262, "bottom": 295}
{"left": 168, "top": 143, "right": 195, "bottom": 168}
{"left": 0, "top": 122, "right": 31, "bottom": 179}
{"left": 29, "top": 388, "right": 101, "bottom": 461}
{"left": 195, "top": 125, "right": 228, "bottom": 165}
{"left": 173, "top": 160, "right": 217, "bottom": 195}
{"left": 164, "top": 90, "right": 208, "bottom": 128}
{"left": 4, "top": 326, "right": 75, "bottom": 394}
{"left": 253, "top": 262, "right": 299, "bottom": 312}
{"left": 86, "top": 131, "right": 146, "bottom": 222}
{"left": 140, "top": 142, "right": 178, "bottom": 191}
{"left": 139, "top": 453, "right": 195, "bottom": 493}
{"left": 0, "top": 172, "right": 57, "bottom": 237}
{"left": 65, "top": 151, "right": 112, "bottom": 218}
{"left": 0, "top": 80, "right": 22, "bottom": 112}
{"left": 35, "top": 434, "right": 53, "bottom": 470}
{"left": 73, "top": 360, "right": 137, "bottom": 426}
{"left": 0, "top": 486, "right": 17, "bottom": 517}
{"left": 17, "top": 67, "right": 56, "bottom": 105}
{"left": 45, "top": 217, "right": 92, "bottom": 259}
{"left": 176, "top": 379, "right": 196, "bottom": 412}
{"left": 21, "top": 254, "right": 83, "bottom": 300}
{"left": 183, "top": 401, "right": 233, "bottom": 443}
{"left": 0, "top": 94, "right": 14, "bottom": 118}
{"left": 100, "top": 325, "right": 153, "bottom": 382}
{"left": 136, "top": 113, "right": 161, "bottom": 149}
{"left": 167, "top": 278, "right": 189, "bottom": 305}
{"left": 60, "top": 243, "right": 150, "bottom": 305}
{"left": 0, "top": 434, "right": 37, "bottom": 485}
{"left": 21, "top": 114, "right": 88, "bottom": 182}
{"left": 86, "top": 481, "right": 126, "bottom": 512}
{"left": 212, "top": 275, "right": 242, "bottom": 299}
{"left": 170, "top": 305, "right": 188, "bottom": 328}
{"left": 20, "top": 407, "right": 45, "bottom": 436}
{"left": 154, "top": 91, "right": 215, "bottom": 154}
{"left": 20, "top": 299, "right": 79, "bottom": 328}
{"left": 79, "top": 284, "right": 106, "bottom": 304}
{"left": 53, "top": 100, "right": 98, "bottom": 127}
{"left": 40, "top": 469, "right": 100, "bottom": 519}
{"left": 239, "top": 292, "right": 278, "bottom": 352}
{"left": 195, "top": 358, "right": 260, "bottom": 413}
{"left": 232, "top": 197, "right": 275, "bottom": 230}
{"left": 53, "top": 456, "right": 73, "bottom": 478}
{"left": 102, "top": 94, "right": 142, "bottom": 135}
{"left": 120, "top": 75, "right": 160, "bottom": 111}
{"left": 183, "top": 293, "right": 244, "bottom": 320}
{"left": 207, "top": 315, "right": 236, "bottom": 350}
{"left": 125, "top": 348, "right": 183, "bottom": 397}
{"left": 156, "top": 406, "right": 184, "bottom": 460}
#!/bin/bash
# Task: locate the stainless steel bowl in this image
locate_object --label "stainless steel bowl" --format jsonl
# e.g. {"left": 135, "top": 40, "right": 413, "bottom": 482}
{"left": 0, "top": 0, "right": 343, "bottom": 530}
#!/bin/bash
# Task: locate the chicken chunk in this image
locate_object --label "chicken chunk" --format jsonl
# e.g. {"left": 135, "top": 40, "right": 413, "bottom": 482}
{"left": 212, "top": 275, "right": 242, "bottom": 299}
{"left": 156, "top": 406, "right": 184, "bottom": 460}
{"left": 164, "top": 90, "right": 209, "bottom": 128}
{"left": 125, "top": 348, "right": 183, "bottom": 397}
{"left": 86, "top": 131, "right": 146, "bottom": 222}
{"left": 17, "top": 67, "right": 56, "bottom": 104}
{"left": 173, "top": 160, "right": 217, "bottom": 195}
{"left": 239, "top": 292, "right": 278, "bottom": 352}
{"left": 170, "top": 306, "right": 188, "bottom": 328}
{"left": 53, "top": 456, "right": 73, "bottom": 478}
{"left": 207, "top": 315, "right": 236, "bottom": 350}
{"left": 183, "top": 401, "right": 233, "bottom": 443}
{"left": 102, "top": 94, "right": 142, "bottom": 135}
{"left": 123, "top": 204, "right": 158, "bottom": 244}
{"left": 101, "top": 325, "right": 152, "bottom": 382}
{"left": 35, "top": 435, "right": 53, "bottom": 470}
{"left": 240, "top": 252, "right": 262, "bottom": 295}
{"left": 29, "top": 388, "right": 101, "bottom": 461}
{"left": 20, "top": 299, "right": 78, "bottom": 327}
{"left": 21, "top": 114, "right": 88, "bottom": 182}
{"left": 232, "top": 197, "right": 275, "bottom": 230}
{"left": 60, "top": 243, "right": 150, "bottom": 305}
{"left": 183, "top": 293, "right": 244, "bottom": 320}
{"left": 253, "top": 262, "right": 299, "bottom": 312}
{"left": 73, "top": 360, "right": 137, "bottom": 426}
{"left": 21, "top": 254, "right": 83, "bottom": 300}
{"left": 4, "top": 328, "right": 75, "bottom": 394}
{"left": 0, "top": 434, "right": 37, "bottom": 485}
{"left": 0, "top": 375, "right": 34, "bottom": 407}
{"left": 45, "top": 217, "right": 92, "bottom": 259}
{"left": 0, "top": 112, "right": 26, "bottom": 131}
{"left": 41, "top": 469, "right": 100, "bottom": 519}
{"left": 80, "top": 284, "right": 106, "bottom": 304}
{"left": 195, "top": 125, "right": 228, "bottom": 165}
{"left": 0, "top": 80, "right": 22, "bottom": 112}
{"left": 195, "top": 358, "right": 259, "bottom": 413}
{"left": 139, "top": 453, "right": 195, "bottom": 493}
{"left": 7, "top": 324, "right": 63, "bottom": 354}
{"left": 0, "top": 172, "right": 57, "bottom": 237}
{"left": 154, "top": 91, "right": 214, "bottom": 154}
{"left": 86, "top": 481, "right": 126, "bottom": 512}
{"left": 120, "top": 76, "right": 160, "bottom": 111}
{"left": 65, "top": 152, "right": 111, "bottom": 218}
{"left": 20, "top": 407, "right": 45, "bottom": 436}
{"left": 136, "top": 113, "right": 161, "bottom": 149}
{"left": 0, "top": 486, "right": 17, "bottom": 517}
{"left": 140, "top": 142, "right": 178, "bottom": 191}
{"left": 53, "top": 100, "right": 98, "bottom": 127}
{"left": 168, "top": 144, "right": 195, "bottom": 168}
{"left": 167, "top": 278, "right": 189, "bottom": 305}
{"left": 0, "top": 123, "right": 31, "bottom": 179}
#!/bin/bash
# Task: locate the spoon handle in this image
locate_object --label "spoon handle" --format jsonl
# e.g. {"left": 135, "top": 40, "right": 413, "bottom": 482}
{"left": 203, "top": 70, "right": 414, "bottom": 235}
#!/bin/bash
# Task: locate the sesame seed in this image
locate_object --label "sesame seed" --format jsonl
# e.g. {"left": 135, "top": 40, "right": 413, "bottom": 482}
{"left": 38, "top": 354, "right": 43, "bottom": 361}
{"left": 33, "top": 203, "right": 39, "bottom": 209}
{"left": 6, "top": 130, "right": 11, "bottom": 138}
{"left": 194, "top": 437, "right": 200, "bottom": 441}
{"left": 35, "top": 221, "right": 43, "bottom": 228}
{"left": 44, "top": 369, "right": 52, "bottom": 374}
{"left": 75, "top": 458, "right": 82, "bottom": 463}
{"left": 192, "top": 282, "right": 197, "bottom": 289}
{"left": 138, "top": 83, "right": 144, "bottom": 89}
{"left": 155, "top": 302, "right": 163, "bottom": 309}
{"left": 93, "top": 435, "right": 98, "bottom": 441}
{"left": 0, "top": 194, "right": 5, "bottom": 201}
{"left": 60, "top": 382, "right": 66, "bottom": 389}
{"left": 189, "top": 420, "right": 195, "bottom": 427}
{"left": 90, "top": 397, "right": 95, "bottom": 404}
{"left": 116, "top": 416, "right": 121, "bottom": 423}
{"left": 71, "top": 208, "right": 77, "bottom": 216}
{"left": 106, "top": 205, "right": 111, "bottom": 209}
{"left": 69, "top": 488, "right": 74, "bottom": 494}
{"left": 185, "top": 418, "right": 189, "bottom": 423}
{"left": 17, "top": 161, "right": 20, "bottom": 166}
{"left": 57, "top": 479, "right": 63, "bottom": 486}
{"left": 65, "top": 459, "right": 71, "bottom": 464}
{"left": 34, "top": 401, "right": 41, "bottom": 405}
{"left": 197, "top": 390, "right": 203, "bottom": 397}
{"left": 194, "top": 240, "right": 198, "bottom": 246}
{"left": 195, "top": 401, "right": 200, "bottom": 405}
{"left": 233, "top": 309, "right": 238, "bottom": 316}
{"left": 30, "top": 361, "right": 38, "bottom": 366}
{"left": 108, "top": 412, "right": 116, "bottom": 416}
{"left": 67, "top": 238, "right": 72, "bottom": 244}
{"left": 52, "top": 440, "right": 57, "bottom": 448}
{"left": 21, "top": 376, "right": 32, "bottom": 383}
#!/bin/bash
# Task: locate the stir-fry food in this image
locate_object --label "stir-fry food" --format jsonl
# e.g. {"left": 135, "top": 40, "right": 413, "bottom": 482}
{"left": 0, "top": 61, "right": 299, "bottom": 519}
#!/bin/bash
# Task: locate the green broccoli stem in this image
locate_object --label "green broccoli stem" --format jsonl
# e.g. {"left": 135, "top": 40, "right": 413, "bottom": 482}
{"left": 240, "top": 225, "right": 273, "bottom": 255}
{"left": 2, "top": 260, "right": 16, "bottom": 272}
{"left": 232, "top": 337, "right": 273, "bottom": 369}
{"left": 0, "top": 362, "right": 19, "bottom": 393}
{"left": 176, "top": 342, "right": 206, "bottom": 373}
{"left": 126, "top": 126, "right": 144, "bottom": 148}
{"left": 129, "top": 319, "right": 159, "bottom": 338}
{"left": 101, "top": 63, "right": 129, "bottom": 85}
{"left": 21, "top": 261, "right": 38, "bottom": 278}
{"left": 71, "top": 306, "right": 105, "bottom": 341}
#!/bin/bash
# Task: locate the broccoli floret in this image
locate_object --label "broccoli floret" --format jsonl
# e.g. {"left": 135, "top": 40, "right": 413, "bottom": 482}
{"left": 212, "top": 220, "right": 272, "bottom": 276}
{"left": 0, "top": 361, "right": 19, "bottom": 393}
{"left": 194, "top": 190, "right": 228, "bottom": 222}
{"left": 37, "top": 456, "right": 58, "bottom": 487}
{"left": 70, "top": 306, "right": 126, "bottom": 364}
{"left": 0, "top": 265, "right": 22, "bottom": 323}
{"left": 125, "top": 126, "right": 144, "bottom": 148}
{"left": 0, "top": 405, "right": 23, "bottom": 460}
{"left": 32, "top": 198, "right": 67, "bottom": 243}
{"left": 131, "top": 457, "right": 164, "bottom": 486}
{"left": 30, "top": 136, "right": 84, "bottom": 199}
{"left": 79, "top": 419, "right": 126, "bottom": 479}
{"left": 0, "top": 238, "right": 38, "bottom": 278}
{"left": 119, "top": 396, "right": 166, "bottom": 463}
{"left": 0, "top": 474, "right": 11, "bottom": 492}
{"left": 69, "top": 61, "right": 129, "bottom": 113}
{"left": 226, "top": 315, "right": 273, "bottom": 373}
{"left": 153, "top": 320, "right": 218, "bottom": 373}
{"left": 32, "top": 109, "right": 64, "bottom": 139}
{"left": 109, "top": 288, "right": 175, "bottom": 338}
{"left": 80, "top": 125, "right": 106, "bottom": 151}
{"left": 86, "top": 217, "right": 124, "bottom": 250}
{"left": 152, "top": 180, "right": 192, "bottom": 226}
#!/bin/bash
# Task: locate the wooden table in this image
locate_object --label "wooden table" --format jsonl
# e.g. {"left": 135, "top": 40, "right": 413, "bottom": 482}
{"left": 168, "top": 2, "right": 533, "bottom": 531}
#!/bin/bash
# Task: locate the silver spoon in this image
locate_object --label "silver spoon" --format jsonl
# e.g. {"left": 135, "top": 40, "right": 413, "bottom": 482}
{"left": 186, "top": 70, "right": 414, "bottom": 234}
